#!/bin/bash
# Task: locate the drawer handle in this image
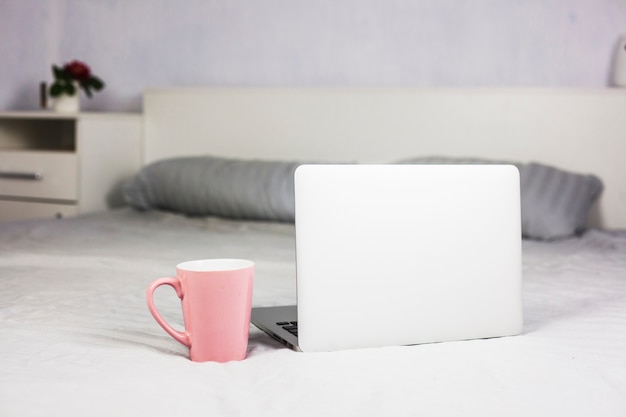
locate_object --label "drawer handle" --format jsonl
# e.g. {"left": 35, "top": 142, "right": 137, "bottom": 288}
{"left": 0, "top": 171, "right": 44, "bottom": 181}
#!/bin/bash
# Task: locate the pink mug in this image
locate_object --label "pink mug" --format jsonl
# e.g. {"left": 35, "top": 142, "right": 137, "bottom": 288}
{"left": 146, "top": 259, "right": 255, "bottom": 362}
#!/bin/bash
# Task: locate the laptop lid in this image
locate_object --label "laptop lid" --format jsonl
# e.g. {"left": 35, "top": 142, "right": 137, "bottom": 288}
{"left": 293, "top": 164, "right": 522, "bottom": 352}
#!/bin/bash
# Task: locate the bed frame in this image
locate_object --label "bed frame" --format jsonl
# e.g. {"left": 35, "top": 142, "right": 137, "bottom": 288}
{"left": 143, "top": 87, "right": 626, "bottom": 229}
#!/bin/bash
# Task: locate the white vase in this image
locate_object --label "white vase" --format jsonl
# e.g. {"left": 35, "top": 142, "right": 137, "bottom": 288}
{"left": 53, "top": 92, "right": 80, "bottom": 113}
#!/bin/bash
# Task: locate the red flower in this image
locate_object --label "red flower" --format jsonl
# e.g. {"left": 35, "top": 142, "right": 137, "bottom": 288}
{"left": 49, "top": 59, "right": 105, "bottom": 98}
{"left": 63, "top": 60, "right": 92, "bottom": 81}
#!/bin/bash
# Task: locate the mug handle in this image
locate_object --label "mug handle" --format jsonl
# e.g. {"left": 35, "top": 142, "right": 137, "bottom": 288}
{"left": 146, "top": 277, "right": 191, "bottom": 347}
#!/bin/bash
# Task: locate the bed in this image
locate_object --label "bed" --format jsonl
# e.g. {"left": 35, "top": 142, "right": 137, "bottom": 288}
{"left": 2, "top": 87, "right": 626, "bottom": 417}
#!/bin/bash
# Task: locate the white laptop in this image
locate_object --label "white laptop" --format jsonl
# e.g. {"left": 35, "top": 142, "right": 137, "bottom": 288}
{"left": 251, "top": 164, "right": 523, "bottom": 352}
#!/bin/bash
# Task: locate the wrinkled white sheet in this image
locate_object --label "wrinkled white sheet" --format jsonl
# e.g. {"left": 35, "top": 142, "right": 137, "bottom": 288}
{"left": 1, "top": 209, "right": 625, "bottom": 417}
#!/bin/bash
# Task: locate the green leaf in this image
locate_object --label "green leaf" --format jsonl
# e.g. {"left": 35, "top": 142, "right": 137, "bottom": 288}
{"left": 49, "top": 83, "right": 63, "bottom": 97}
{"left": 52, "top": 65, "right": 72, "bottom": 81}
{"left": 90, "top": 77, "right": 105, "bottom": 90}
{"left": 52, "top": 65, "right": 63, "bottom": 78}
{"left": 66, "top": 83, "right": 76, "bottom": 95}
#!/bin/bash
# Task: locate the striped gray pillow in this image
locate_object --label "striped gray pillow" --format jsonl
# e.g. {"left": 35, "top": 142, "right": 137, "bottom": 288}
{"left": 520, "top": 162, "right": 603, "bottom": 240}
{"left": 396, "top": 156, "right": 603, "bottom": 239}
{"left": 123, "top": 156, "right": 300, "bottom": 222}
{"left": 124, "top": 155, "right": 603, "bottom": 238}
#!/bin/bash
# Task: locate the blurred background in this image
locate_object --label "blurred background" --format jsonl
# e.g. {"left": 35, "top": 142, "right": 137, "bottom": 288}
{"left": 1, "top": 0, "right": 624, "bottom": 112}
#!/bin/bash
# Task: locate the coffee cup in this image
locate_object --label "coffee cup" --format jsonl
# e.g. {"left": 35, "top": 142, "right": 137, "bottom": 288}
{"left": 146, "top": 259, "right": 254, "bottom": 362}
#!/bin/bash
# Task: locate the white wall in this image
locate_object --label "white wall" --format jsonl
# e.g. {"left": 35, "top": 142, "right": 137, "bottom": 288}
{"left": 1, "top": 0, "right": 624, "bottom": 112}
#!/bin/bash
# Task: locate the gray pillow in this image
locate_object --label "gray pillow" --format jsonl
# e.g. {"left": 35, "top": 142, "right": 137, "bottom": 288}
{"left": 125, "top": 155, "right": 603, "bottom": 238}
{"left": 395, "top": 155, "right": 522, "bottom": 168}
{"left": 394, "top": 156, "right": 603, "bottom": 240}
{"left": 520, "top": 162, "right": 603, "bottom": 240}
{"left": 124, "top": 156, "right": 300, "bottom": 222}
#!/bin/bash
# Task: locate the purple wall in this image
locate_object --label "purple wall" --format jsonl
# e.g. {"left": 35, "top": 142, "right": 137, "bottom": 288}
{"left": 1, "top": 0, "right": 624, "bottom": 112}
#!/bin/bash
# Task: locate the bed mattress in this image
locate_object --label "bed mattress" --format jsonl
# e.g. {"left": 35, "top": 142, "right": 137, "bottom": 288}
{"left": 1, "top": 209, "right": 625, "bottom": 416}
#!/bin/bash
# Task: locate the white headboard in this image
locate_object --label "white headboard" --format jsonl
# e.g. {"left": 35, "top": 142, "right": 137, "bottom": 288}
{"left": 143, "top": 87, "right": 626, "bottom": 229}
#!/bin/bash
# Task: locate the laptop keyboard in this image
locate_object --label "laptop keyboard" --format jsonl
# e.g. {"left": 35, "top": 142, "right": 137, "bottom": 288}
{"left": 277, "top": 321, "right": 298, "bottom": 337}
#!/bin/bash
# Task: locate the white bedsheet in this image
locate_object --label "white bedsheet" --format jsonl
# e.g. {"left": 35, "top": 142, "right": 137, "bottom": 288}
{"left": 1, "top": 209, "right": 625, "bottom": 417}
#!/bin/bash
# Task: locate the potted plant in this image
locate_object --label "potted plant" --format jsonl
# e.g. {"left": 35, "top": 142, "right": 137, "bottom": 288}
{"left": 49, "top": 60, "right": 105, "bottom": 112}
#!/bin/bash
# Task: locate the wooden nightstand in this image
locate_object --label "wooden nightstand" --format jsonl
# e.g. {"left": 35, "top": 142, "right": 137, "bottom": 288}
{"left": 0, "top": 111, "right": 142, "bottom": 222}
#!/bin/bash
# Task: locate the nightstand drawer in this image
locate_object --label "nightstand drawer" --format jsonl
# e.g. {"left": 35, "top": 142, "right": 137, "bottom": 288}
{"left": 0, "top": 200, "right": 77, "bottom": 222}
{"left": 0, "top": 151, "right": 78, "bottom": 200}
